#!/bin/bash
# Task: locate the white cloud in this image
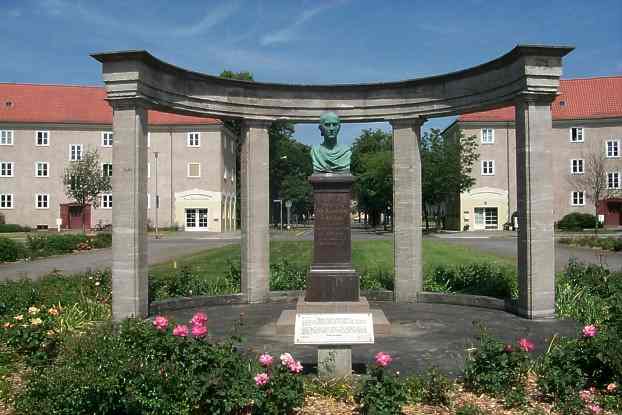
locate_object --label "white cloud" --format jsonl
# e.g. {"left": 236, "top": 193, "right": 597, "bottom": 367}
{"left": 260, "top": 0, "right": 348, "bottom": 46}
{"left": 172, "top": 1, "right": 241, "bottom": 37}
{"left": 8, "top": 9, "right": 22, "bottom": 18}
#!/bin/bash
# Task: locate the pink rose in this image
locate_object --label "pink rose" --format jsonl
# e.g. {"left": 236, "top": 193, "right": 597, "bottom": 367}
{"left": 280, "top": 353, "right": 294, "bottom": 366}
{"left": 587, "top": 404, "right": 602, "bottom": 414}
{"left": 191, "top": 312, "right": 208, "bottom": 326}
{"left": 606, "top": 383, "right": 617, "bottom": 393}
{"left": 374, "top": 352, "right": 393, "bottom": 367}
{"left": 288, "top": 360, "right": 303, "bottom": 374}
{"left": 518, "top": 338, "right": 535, "bottom": 353}
{"left": 579, "top": 389, "right": 593, "bottom": 402}
{"left": 191, "top": 324, "right": 208, "bottom": 338}
{"left": 259, "top": 353, "right": 273, "bottom": 367}
{"left": 582, "top": 324, "right": 598, "bottom": 338}
{"left": 153, "top": 315, "right": 168, "bottom": 331}
{"left": 254, "top": 373, "right": 269, "bottom": 386}
{"left": 172, "top": 324, "right": 189, "bottom": 337}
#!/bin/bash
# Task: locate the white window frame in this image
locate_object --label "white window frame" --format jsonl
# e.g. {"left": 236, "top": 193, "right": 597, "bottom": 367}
{"left": 481, "top": 160, "right": 495, "bottom": 176}
{"left": 570, "top": 127, "right": 584, "bottom": 143}
{"left": 69, "top": 144, "right": 83, "bottom": 161}
{"left": 570, "top": 159, "right": 584, "bottom": 175}
{"left": 0, "top": 130, "right": 13, "bottom": 146}
{"left": 35, "top": 193, "right": 49, "bottom": 209}
{"left": 187, "top": 132, "right": 201, "bottom": 147}
{"left": 481, "top": 128, "right": 495, "bottom": 144}
{"left": 36, "top": 130, "right": 49, "bottom": 146}
{"left": 0, "top": 193, "right": 13, "bottom": 209}
{"left": 35, "top": 161, "right": 49, "bottom": 177}
{"left": 607, "top": 172, "right": 620, "bottom": 189}
{"left": 102, "top": 162, "right": 112, "bottom": 177}
{"left": 0, "top": 161, "right": 14, "bottom": 177}
{"left": 606, "top": 139, "right": 620, "bottom": 158}
{"left": 101, "top": 131, "right": 113, "bottom": 147}
{"left": 101, "top": 193, "right": 112, "bottom": 209}
{"left": 187, "top": 162, "right": 201, "bottom": 178}
{"left": 147, "top": 132, "right": 151, "bottom": 148}
{"left": 571, "top": 191, "right": 585, "bottom": 206}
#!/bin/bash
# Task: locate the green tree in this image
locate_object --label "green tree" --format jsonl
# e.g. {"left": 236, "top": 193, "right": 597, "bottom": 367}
{"left": 421, "top": 128, "right": 479, "bottom": 230}
{"left": 351, "top": 129, "right": 393, "bottom": 228}
{"left": 62, "top": 149, "right": 111, "bottom": 231}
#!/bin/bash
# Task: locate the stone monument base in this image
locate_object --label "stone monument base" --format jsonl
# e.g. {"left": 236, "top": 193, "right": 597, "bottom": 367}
{"left": 275, "top": 296, "right": 391, "bottom": 336}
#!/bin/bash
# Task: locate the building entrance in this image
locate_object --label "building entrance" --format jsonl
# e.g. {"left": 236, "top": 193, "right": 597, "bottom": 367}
{"left": 185, "top": 208, "right": 208, "bottom": 231}
{"left": 474, "top": 207, "right": 498, "bottom": 230}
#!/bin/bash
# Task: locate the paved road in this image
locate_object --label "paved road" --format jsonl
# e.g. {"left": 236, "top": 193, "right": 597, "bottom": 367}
{"left": 1, "top": 229, "right": 620, "bottom": 281}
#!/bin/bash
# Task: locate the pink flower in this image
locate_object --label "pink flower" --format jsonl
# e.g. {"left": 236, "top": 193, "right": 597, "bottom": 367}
{"left": 503, "top": 344, "right": 513, "bottom": 353}
{"left": 280, "top": 353, "right": 294, "bottom": 367}
{"left": 191, "top": 324, "right": 208, "bottom": 337}
{"left": 582, "top": 324, "right": 598, "bottom": 338}
{"left": 288, "top": 360, "right": 303, "bottom": 374}
{"left": 153, "top": 316, "right": 168, "bottom": 331}
{"left": 579, "top": 389, "right": 593, "bottom": 402}
{"left": 587, "top": 404, "right": 602, "bottom": 414}
{"left": 606, "top": 383, "right": 617, "bottom": 393}
{"left": 259, "top": 353, "right": 273, "bottom": 367}
{"left": 172, "top": 324, "right": 189, "bottom": 337}
{"left": 254, "top": 373, "right": 269, "bottom": 386}
{"left": 374, "top": 352, "right": 393, "bottom": 367}
{"left": 191, "top": 312, "right": 208, "bottom": 327}
{"left": 518, "top": 338, "right": 535, "bottom": 353}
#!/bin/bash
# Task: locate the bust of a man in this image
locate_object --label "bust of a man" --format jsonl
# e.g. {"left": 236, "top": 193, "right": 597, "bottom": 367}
{"left": 311, "top": 112, "right": 351, "bottom": 173}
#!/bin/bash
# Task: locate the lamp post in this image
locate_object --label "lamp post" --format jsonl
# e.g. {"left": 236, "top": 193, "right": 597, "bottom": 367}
{"left": 285, "top": 200, "right": 292, "bottom": 230}
{"left": 273, "top": 199, "right": 283, "bottom": 231}
{"left": 153, "top": 151, "right": 160, "bottom": 240}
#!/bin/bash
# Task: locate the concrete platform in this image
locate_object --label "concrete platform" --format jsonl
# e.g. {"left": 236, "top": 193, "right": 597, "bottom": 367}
{"left": 165, "top": 301, "right": 579, "bottom": 378}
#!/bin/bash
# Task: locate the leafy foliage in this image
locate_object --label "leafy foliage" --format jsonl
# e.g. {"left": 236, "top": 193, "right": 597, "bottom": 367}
{"left": 427, "top": 262, "right": 517, "bottom": 299}
{"left": 0, "top": 224, "right": 31, "bottom": 233}
{"left": 405, "top": 367, "right": 454, "bottom": 406}
{"left": 556, "top": 212, "right": 602, "bottom": 231}
{"left": 357, "top": 358, "right": 407, "bottom": 415}
{"left": 0, "top": 237, "right": 23, "bottom": 262}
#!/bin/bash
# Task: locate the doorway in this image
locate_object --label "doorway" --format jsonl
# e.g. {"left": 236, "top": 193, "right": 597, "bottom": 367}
{"left": 474, "top": 207, "right": 498, "bottom": 230}
{"left": 185, "top": 208, "right": 209, "bottom": 231}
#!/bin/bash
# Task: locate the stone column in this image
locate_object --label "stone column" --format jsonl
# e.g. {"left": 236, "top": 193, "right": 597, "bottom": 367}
{"left": 391, "top": 118, "right": 424, "bottom": 303}
{"left": 110, "top": 100, "right": 149, "bottom": 321}
{"left": 514, "top": 95, "right": 556, "bottom": 319}
{"left": 240, "top": 120, "right": 271, "bottom": 303}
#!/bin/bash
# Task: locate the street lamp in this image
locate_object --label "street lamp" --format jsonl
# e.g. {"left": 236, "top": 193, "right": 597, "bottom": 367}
{"left": 273, "top": 199, "right": 283, "bottom": 231}
{"left": 285, "top": 200, "right": 292, "bottom": 230}
{"left": 153, "top": 151, "right": 160, "bottom": 239}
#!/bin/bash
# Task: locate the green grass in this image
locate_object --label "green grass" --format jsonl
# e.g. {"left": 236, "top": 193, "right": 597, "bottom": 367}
{"left": 149, "top": 239, "right": 515, "bottom": 282}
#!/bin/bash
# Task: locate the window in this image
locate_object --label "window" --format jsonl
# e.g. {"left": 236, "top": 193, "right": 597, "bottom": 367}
{"left": 102, "top": 163, "right": 112, "bottom": 177}
{"left": 608, "top": 172, "right": 620, "bottom": 189}
{"left": 570, "top": 159, "right": 584, "bottom": 175}
{"left": 101, "top": 131, "right": 113, "bottom": 147}
{"left": 0, "top": 194, "right": 13, "bottom": 209}
{"left": 0, "top": 130, "right": 13, "bottom": 145}
{"left": 147, "top": 132, "right": 151, "bottom": 148}
{"left": 570, "top": 127, "right": 584, "bottom": 143}
{"left": 35, "top": 193, "right": 49, "bottom": 209}
{"left": 102, "top": 193, "right": 112, "bottom": 209}
{"left": 187, "top": 162, "right": 201, "bottom": 177}
{"left": 35, "top": 161, "right": 49, "bottom": 177}
{"left": 606, "top": 140, "right": 620, "bottom": 158}
{"left": 187, "top": 132, "right": 200, "bottom": 147}
{"left": 481, "top": 128, "right": 494, "bottom": 144}
{"left": 481, "top": 160, "right": 495, "bottom": 176}
{"left": 147, "top": 193, "right": 151, "bottom": 209}
{"left": 36, "top": 130, "right": 49, "bottom": 146}
{"left": 70, "top": 175, "right": 79, "bottom": 191}
{"left": 0, "top": 161, "right": 14, "bottom": 177}
{"left": 69, "top": 144, "right": 83, "bottom": 161}
{"left": 224, "top": 167, "right": 228, "bottom": 180}
{"left": 571, "top": 191, "right": 585, "bottom": 206}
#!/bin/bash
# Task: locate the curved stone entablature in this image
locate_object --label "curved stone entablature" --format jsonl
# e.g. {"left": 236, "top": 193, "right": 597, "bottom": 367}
{"left": 92, "top": 44, "right": 573, "bottom": 123}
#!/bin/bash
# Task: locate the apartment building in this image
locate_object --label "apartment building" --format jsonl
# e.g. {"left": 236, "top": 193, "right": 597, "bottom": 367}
{"left": 444, "top": 76, "right": 622, "bottom": 230}
{"left": 0, "top": 83, "right": 237, "bottom": 232}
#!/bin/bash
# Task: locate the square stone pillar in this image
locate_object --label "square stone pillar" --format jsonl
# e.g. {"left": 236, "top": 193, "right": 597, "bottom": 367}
{"left": 391, "top": 118, "right": 424, "bottom": 303}
{"left": 240, "top": 120, "right": 271, "bottom": 303}
{"left": 110, "top": 100, "right": 149, "bottom": 321}
{"left": 514, "top": 96, "right": 556, "bottom": 319}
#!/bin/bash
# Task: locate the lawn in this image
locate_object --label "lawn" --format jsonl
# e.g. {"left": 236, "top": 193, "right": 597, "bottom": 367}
{"left": 149, "top": 239, "right": 515, "bottom": 282}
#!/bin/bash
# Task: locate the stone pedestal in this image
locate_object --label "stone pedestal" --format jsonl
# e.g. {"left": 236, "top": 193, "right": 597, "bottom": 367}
{"left": 306, "top": 174, "right": 359, "bottom": 302}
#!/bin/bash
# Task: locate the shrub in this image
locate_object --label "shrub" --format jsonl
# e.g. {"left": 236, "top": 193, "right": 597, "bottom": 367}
{"left": 270, "top": 259, "right": 306, "bottom": 291}
{"left": 405, "top": 367, "right": 453, "bottom": 406}
{"left": 89, "top": 232, "right": 112, "bottom": 248}
{"left": 559, "top": 236, "right": 622, "bottom": 251}
{"left": 0, "top": 224, "right": 31, "bottom": 233}
{"left": 25, "top": 233, "right": 89, "bottom": 258}
{"left": 0, "top": 237, "right": 24, "bottom": 262}
{"left": 556, "top": 212, "right": 601, "bottom": 231}
{"left": 428, "top": 262, "right": 517, "bottom": 299}
{"left": 357, "top": 352, "right": 407, "bottom": 415}
{"left": 253, "top": 352, "right": 305, "bottom": 414}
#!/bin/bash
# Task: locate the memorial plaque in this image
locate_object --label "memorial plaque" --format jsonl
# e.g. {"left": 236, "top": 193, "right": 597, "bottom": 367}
{"left": 294, "top": 313, "right": 374, "bottom": 345}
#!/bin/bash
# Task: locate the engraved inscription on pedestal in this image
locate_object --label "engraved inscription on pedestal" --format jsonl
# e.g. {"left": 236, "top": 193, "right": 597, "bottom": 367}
{"left": 295, "top": 313, "right": 374, "bottom": 345}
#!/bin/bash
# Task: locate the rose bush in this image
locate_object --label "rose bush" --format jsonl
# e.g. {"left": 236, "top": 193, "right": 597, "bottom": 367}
{"left": 358, "top": 352, "right": 407, "bottom": 415}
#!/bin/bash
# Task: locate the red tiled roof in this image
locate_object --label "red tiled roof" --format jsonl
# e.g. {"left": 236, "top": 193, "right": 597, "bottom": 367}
{"left": 0, "top": 83, "right": 221, "bottom": 125}
{"left": 459, "top": 76, "right": 622, "bottom": 122}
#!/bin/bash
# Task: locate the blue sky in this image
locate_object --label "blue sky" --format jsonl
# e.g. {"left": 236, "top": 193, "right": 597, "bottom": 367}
{"left": 2, "top": 0, "right": 621, "bottom": 145}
